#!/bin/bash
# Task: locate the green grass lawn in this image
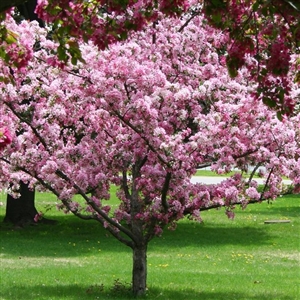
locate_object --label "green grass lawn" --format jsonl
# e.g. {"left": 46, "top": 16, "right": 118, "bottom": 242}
{"left": 195, "top": 169, "right": 262, "bottom": 178}
{"left": 0, "top": 192, "right": 299, "bottom": 300}
{"left": 195, "top": 169, "right": 236, "bottom": 176}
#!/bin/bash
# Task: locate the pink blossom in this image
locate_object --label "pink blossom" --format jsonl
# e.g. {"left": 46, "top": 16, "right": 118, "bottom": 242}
{"left": 154, "top": 225, "right": 163, "bottom": 236}
{"left": 34, "top": 212, "right": 43, "bottom": 223}
{"left": 225, "top": 186, "right": 239, "bottom": 202}
{"left": 245, "top": 187, "right": 260, "bottom": 200}
{"left": 226, "top": 210, "right": 235, "bottom": 220}
{"left": 0, "top": 127, "right": 12, "bottom": 150}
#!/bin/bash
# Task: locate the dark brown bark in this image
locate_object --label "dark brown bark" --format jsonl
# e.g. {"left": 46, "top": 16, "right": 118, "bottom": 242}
{"left": 130, "top": 164, "right": 148, "bottom": 297}
{"left": 3, "top": 0, "right": 46, "bottom": 227}
{"left": 4, "top": 181, "right": 37, "bottom": 226}
{"left": 132, "top": 244, "right": 147, "bottom": 297}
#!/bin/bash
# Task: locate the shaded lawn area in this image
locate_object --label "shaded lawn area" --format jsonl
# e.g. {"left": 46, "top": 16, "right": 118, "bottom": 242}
{"left": 0, "top": 193, "right": 299, "bottom": 300}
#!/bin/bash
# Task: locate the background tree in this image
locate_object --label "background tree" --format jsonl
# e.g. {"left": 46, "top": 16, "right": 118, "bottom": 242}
{"left": 2, "top": 0, "right": 52, "bottom": 227}
{"left": 0, "top": 11, "right": 299, "bottom": 296}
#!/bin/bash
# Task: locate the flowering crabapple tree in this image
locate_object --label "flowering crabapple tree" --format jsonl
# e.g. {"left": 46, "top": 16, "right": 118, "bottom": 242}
{"left": 0, "top": 11, "right": 300, "bottom": 297}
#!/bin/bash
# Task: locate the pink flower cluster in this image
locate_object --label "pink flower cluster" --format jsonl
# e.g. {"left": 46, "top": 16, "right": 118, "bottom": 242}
{"left": 0, "top": 127, "right": 12, "bottom": 151}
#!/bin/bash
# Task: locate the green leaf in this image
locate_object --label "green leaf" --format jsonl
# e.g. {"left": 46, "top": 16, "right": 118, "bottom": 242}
{"left": 261, "top": 6, "right": 269, "bottom": 16}
{"left": 0, "top": 46, "right": 9, "bottom": 63}
{"left": 278, "top": 89, "right": 285, "bottom": 103}
{"left": 0, "top": 76, "right": 10, "bottom": 84}
{"left": 262, "top": 97, "right": 277, "bottom": 108}
{"left": 119, "top": 31, "right": 128, "bottom": 40}
{"left": 276, "top": 111, "right": 283, "bottom": 121}
{"left": 211, "top": 13, "right": 222, "bottom": 25}
{"left": 71, "top": 56, "right": 77, "bottom": 65}
{"left": 226, "top": 56, "right": 239, "bottom": 78}
{"left": 294, "top": 71, "right": 300, "bottom": 83}
{"left": 5, "top": 30, "right": 18, "bottom": 44}
{"left": 211, "top": 0, "right": 226, "bottom": 8}
{"left": 252, "top": 1, "right": 260, "bottom": 12}
{"left": 57, "top": 45, "right": 68, "bottom": 62}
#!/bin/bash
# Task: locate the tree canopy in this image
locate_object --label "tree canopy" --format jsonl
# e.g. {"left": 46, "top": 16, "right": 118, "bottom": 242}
{"left": 0, "top": 8, "right": 299, "bottom": 295}
{"left": 1, "top": 0, "right": 299, "bottom": 115}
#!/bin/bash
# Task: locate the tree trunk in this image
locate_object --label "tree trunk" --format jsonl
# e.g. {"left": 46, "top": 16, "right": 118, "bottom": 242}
{"left": 4, "top": 181, "right": 37, "bottom": 226}
{"left": 132, "top": 243, "right": 147, "bottom": 297}
{"left": 3, "top": 0, "right": 45, "bottom": 227}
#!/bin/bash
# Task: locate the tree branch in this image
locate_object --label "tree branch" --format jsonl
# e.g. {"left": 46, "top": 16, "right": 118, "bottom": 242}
{"left": 178, "top": 7, "right": 201, "bottom": 32}
{"left": 122, "top": 169, "right": 131, "bottom": 201}
{"left": 0, "top": 155, "right": 136, "bottom": 247}
{"left": 4, "top": 101, "right": 50, "bottom": 152}
{"left": 54, "top": 169, "right": 137, "bottom": 244}
{"left": 161, "top": 172, "right": 171, "bottom": 211}
{"left": 113, "top": 109, "right": 170, "bottom": 167}
{"left": 184, "top": 189, "right": 293, "bottom": 215}
{"left": 246, "top": 163, "right": 262, "bottom": 185}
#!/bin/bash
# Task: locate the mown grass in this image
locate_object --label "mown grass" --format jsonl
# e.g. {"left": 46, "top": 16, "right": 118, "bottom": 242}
{"left": 0, "top": 192, "right": 299, "bottom": 300}
{"left": 195, "top": 169, "right": 236, "bottom": 176}
{"left": 195, "top": 169, "right": 261, "bottom": 178}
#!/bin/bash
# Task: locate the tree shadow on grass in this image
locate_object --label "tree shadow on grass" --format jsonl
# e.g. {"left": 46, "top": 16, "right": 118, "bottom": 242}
{"left": 0, "top": 212, "right": 272, "bottom": 258}
{"left": 151, "top": 221, "right": 271, "bottom": 251}
{"left": 0, "top": 214, "right": 130, "bottom": 258}
{"left": 0, "top": 284, "right": 295, "bottom": 300}
{"left": 2, "top": 194, "right": 296, "bottom": 259}
{"left": 238, "top": 195, "right": 300, "bottom": 219}
{"left": 253, "top": 205, "right": 300, "bottom": 219}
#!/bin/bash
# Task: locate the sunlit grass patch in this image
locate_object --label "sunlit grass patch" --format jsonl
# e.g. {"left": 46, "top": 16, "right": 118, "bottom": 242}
{"left": 0, "top": 193, "right": 299, "bottom": 299}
